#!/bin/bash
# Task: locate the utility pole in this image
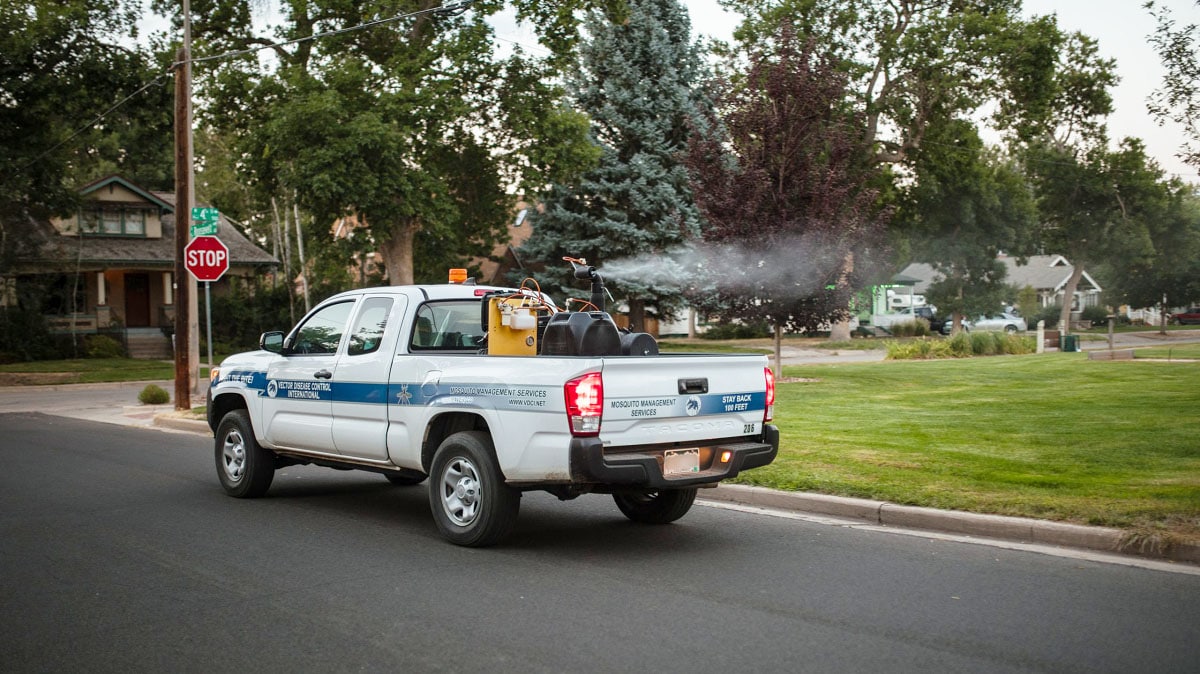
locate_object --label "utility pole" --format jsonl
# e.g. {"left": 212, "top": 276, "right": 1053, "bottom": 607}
{"left": 173, "top": 40, "right": 191, "bottom": 411}
{"left": 173, "top": 0, "right": 195, "bottom": 410}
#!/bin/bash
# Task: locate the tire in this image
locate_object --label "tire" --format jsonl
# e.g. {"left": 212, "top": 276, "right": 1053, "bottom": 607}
{"left": 384, "top": 469, "right": 427, "bottom": 486}
{"left": 428, "top": 431, "right": 520, "bottom": 547}
{"left": 215, "top": 409, "right": 275, "bottom": 498}
{"left": 613, "top": 488, "right": 698, "bottom": 524}
{"left": 1005, "top": 325, "right": 1018, "bottom": 334}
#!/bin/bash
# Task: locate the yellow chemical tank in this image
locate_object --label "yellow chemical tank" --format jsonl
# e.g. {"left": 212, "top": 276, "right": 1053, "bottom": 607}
{"left": 487, "top": 296, "right": 540, "bottom": 356}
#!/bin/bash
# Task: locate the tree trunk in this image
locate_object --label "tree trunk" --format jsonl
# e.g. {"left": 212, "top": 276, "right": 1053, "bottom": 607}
{"left": 828, "top": 251, "right": 854, "bottom": 341}
{"left": 627, "top": 298, "right": 646, "bottom": 332}
{"left": 773, "top": 323, "right": 783, "bottom": 380}
{"left": 1058, "top": 264, "right": 1085, "bottom": 335}
{"left": 378, "top": 221, "right": 417, "bottom": 285}
{"left": 293, "top": 200, "right": 309, "bottom": 313}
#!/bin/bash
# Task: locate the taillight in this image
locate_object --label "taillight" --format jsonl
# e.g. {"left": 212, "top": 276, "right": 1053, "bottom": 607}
{"left": 764, "top": 367, "right": 775, "bottom": 422}
{"left": 565, "top": 372, "right": 603, "bottom": 436}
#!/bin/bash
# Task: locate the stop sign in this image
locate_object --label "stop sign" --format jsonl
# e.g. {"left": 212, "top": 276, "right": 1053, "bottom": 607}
{"left": 185, "top": 235, "right": 230, "bottom": 282}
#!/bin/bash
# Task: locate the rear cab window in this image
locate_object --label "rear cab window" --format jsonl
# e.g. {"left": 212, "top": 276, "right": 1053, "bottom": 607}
{"left": 410, "top": 300, "right": 485, "bottom": 352}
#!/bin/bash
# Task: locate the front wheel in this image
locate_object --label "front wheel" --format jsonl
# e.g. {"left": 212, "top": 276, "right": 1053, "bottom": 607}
{"left": 428, "top": 431, "right": 520, "bottom": 547}
{"left": 613, "top": 488, "right": 698, "bottom": 524}
{"left": 215, "top": 409, "right": 275, "bottom": 498}
{"left": 1005, "top": 325, "right": 1018, "bottom": 334}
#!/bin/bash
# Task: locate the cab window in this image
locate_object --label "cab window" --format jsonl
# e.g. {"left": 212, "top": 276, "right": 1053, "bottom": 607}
{"left": 410, "top": 301, "right": 485, "bottom": 351}
{"left": 289, "top": 301, "right": 354, "bottom": 355}
{"left": 347, "top": 298, "right": 393, "bottom": 356}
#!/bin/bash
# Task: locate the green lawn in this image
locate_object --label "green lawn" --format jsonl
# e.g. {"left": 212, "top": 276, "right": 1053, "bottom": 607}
{"left": 744, "top": 353, "right": 1200, "bottom": 543}
{"left": 0, "top": 358, "right": 210, "bottom": 384}
{"left": 1130, "top": 342, "right": 1200, "bottom": 359}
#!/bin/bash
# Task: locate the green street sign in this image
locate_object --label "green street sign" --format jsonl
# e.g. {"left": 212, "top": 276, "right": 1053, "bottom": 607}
{"left": 192, "top": 206, "right": 219, "bottom": 223}
{"left": 190, "top": 207, "right": 219, "bottom": 237}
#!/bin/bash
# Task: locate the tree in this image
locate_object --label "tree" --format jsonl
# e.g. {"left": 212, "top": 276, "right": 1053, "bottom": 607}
{"left": 0, "top": 0, "right": 173, "bottom": 234}
{"left": 517, "top": 0, "right": 708, "bottom": 329}
{"left": 685, "top": 30, "right": 889, "bottom": 371}
{"left": 1028, "top": 139, "right": 1163, "bottom": 332}
{"left": 1147, "top": 0, "right": 1200, "bottom": 171}
{"left": 718, "top": 0, "right": 1055, "bottom": 338}
{"left": 901, "top": 118, "right": 1037, "bottom": 332}
{"left": 183, "top": 0, "right": 599, "bottom": 286}
{"left": 1096, "top": 177, "right": 1200, "bottom": 330}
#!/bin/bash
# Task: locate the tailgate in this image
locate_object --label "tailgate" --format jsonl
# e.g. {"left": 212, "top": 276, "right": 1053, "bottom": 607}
{"left": 599, "top": 354, "right": 769, "bottom": 447}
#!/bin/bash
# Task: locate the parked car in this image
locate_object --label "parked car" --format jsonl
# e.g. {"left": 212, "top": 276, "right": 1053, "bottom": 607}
{"left": 1171, "top": 308, "right": 1200, "bottom": 325}
{"left": 971, "top": 312, "right": 1027, "bottom": 333}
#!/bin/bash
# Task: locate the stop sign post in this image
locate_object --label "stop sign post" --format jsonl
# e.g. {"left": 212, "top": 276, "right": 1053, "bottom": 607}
{"left": 184, "top": 235, "right": 228, "bottom": 371}
{"left": 185, "top": 235, "right": 229, "bottom": 282}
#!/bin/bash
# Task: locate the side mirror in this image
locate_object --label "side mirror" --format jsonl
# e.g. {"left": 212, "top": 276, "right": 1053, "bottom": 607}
{"left": 260, "top": 331, "right": 285, "bottom": 353}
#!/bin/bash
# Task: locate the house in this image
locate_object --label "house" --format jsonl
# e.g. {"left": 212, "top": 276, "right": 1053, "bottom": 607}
{"left": 898, "top": 254, "right": 1102, "bottom": 314}
{"left": 1, "top": 175, "right": 278, "bottom": 358}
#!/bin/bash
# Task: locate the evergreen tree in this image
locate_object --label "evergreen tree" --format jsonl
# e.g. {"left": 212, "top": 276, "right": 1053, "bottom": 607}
{"left": 519, "top": 0, "right": 708, "bottom": 329}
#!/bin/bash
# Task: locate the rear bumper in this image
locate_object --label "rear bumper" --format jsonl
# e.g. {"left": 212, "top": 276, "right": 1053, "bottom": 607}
{"left": 569, "top": 424, "right": 779, "bottom": 488}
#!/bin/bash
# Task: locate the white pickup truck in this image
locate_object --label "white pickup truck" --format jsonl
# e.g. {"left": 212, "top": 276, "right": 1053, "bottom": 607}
{"left": 207, "top": 265, "right": 779, "bottom": 546}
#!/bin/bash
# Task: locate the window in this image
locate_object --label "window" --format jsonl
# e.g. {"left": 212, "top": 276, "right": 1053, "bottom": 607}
{"left": 347, "top": 298, "right": 393, "bottom": 356}
{"left": 78, "top": 207, "right": 149, "bottom": 236}
{"left": 289, "top": 301, "right": 354, "bottom": 355}
{"left": 410, "top": 301, "right": 486, "bottom": 351}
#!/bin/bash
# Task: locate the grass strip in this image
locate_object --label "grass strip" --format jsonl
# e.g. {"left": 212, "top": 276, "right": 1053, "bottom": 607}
{"left": 742, "top": 353, "right": 1200, "bottom": 542}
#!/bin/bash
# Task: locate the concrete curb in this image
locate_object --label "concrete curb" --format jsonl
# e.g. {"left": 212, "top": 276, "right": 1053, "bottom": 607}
{"left": 153, "top": 413, "right": 210, "bottom": 434}
{"left": 704, "top": 484, "right": 1200, "bottom": 565}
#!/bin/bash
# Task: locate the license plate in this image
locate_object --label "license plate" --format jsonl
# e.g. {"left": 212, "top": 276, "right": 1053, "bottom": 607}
{"left": 663, "top": 448, "right": 700, "bottom": 475}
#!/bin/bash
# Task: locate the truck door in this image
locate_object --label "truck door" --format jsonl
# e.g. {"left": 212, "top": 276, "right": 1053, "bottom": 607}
{"left": 262, "top": 299, "right": 355, "bottom": 453}
{"left": 331, "top": 295, "right": 407, "bottom": 461}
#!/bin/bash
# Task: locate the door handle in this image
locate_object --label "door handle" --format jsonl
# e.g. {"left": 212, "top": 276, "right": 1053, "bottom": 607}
{"left": 314, "top": 369, "right": 332, "bottom": 379}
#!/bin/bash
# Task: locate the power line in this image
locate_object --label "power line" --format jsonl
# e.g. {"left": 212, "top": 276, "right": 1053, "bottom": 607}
{"left": 18, "top": 72, "right": 172, "bottom": 172}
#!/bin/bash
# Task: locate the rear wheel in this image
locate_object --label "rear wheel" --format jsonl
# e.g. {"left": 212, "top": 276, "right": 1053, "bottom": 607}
{"left": 215, "top": 410, "right": 274, "bottom": 498}
{"left": 1005, "top": 325, "right": 1018, "bottom": 334}
{"left": 613, "top": 488, "right": 698, "bottom": 524}
{"left": 428, "top": 431, "right": 520, "bottom": 547}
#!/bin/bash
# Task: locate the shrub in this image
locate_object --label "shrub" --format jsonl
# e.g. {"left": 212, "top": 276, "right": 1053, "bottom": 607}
{"left": 84, "top": 334, "right": 125, "bottom": 359}
{"left": 138, "top": 384, "right": 170, "bottom": 405}
{"left": 1036, "top": 303, "right": 1062, "bottom": 329}
{"left": 888, "top": 320, "right": 931, "bottom": 337}
{"left": 968, "top": 331, "right": 991, "bottom": 356}
{"left": 947, "top": 331, "right": 973, "bottom": 357}
{"left": 1081, "top": 306, "right": 1110, "bottom": 325}
{"left": 699, "top": 320, "right": 772, "bottom": 340}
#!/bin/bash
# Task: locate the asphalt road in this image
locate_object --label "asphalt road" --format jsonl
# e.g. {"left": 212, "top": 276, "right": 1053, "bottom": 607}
{"left": 2, "top": 413, "right": 1198, "bottom": 673}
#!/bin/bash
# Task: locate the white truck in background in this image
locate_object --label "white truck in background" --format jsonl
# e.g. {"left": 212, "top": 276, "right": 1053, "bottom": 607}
{"left": 206, "top": 260, "right": 779, "bottom": 546}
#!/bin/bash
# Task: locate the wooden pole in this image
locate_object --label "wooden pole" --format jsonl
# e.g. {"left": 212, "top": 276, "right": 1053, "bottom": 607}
{"left": 173, "top": 45, "right": 191, "bottom": 411}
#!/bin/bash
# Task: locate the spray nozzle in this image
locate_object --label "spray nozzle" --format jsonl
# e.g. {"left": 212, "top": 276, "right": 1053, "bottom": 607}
{"left": 562, "top": 256, "right": 606, "bottom": 312}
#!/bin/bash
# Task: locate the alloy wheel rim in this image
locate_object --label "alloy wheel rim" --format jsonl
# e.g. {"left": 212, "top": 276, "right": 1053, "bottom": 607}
{"left": 440, "top": 456, "right": 481, "bottom": 527}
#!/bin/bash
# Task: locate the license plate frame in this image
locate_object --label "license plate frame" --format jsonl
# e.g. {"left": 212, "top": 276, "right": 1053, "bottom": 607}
{"left": 663, "top": 448, "right": 700, "bottom": 475}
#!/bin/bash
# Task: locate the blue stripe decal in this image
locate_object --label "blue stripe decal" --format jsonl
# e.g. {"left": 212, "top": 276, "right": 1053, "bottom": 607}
{"left": 215, "top": 368, "right": 761, "bottom": 418}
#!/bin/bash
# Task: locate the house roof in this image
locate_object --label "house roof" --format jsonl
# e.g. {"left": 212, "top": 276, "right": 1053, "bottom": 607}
{"left": 78, "top": 175, "right": 174, "bottom": 212}
{"left": 7, "top": 187, "right": 277, "bottom": 274}
{"left": 899, "top": 255, "right": 1101, "bottom": 294}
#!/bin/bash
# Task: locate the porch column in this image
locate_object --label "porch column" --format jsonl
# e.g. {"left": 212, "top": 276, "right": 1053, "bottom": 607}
{"left": 96, "top": 272, "right": 106, "bottom": 306}
{"left": 163, "top": 272, "right": 174, "bottom": 305}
